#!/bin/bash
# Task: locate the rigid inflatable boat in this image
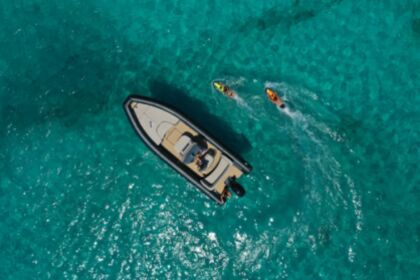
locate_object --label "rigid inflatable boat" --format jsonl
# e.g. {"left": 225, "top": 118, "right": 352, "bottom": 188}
{"left": 123, "top": 96, "right": 252, "bottom": 204}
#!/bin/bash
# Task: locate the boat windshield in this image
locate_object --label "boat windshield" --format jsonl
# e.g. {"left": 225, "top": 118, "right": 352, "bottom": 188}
{"left": 182, "top": 143, "right": 202, "bottom": 164}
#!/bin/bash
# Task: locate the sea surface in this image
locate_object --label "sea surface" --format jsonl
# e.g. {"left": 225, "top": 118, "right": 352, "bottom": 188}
{"left": 0, "top": 0, "right": 419, "bottom": 279}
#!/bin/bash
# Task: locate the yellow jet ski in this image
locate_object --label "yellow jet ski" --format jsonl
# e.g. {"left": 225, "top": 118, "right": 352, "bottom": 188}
{"left": 213, "top": 81, "right": 236, "bottom": 99}
{"left": 265, "top": 88, "right": 286, "bottom": 109}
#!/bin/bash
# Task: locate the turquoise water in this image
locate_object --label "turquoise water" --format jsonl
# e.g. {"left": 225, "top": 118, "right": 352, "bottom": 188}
{"left": 1, "top": 0, "right": 419, "bottom": 278}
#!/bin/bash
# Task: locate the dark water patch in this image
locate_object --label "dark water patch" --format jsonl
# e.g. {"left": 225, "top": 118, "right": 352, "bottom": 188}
{"left": 412, "top": 4, "right": 420, "bottom": 37}
{"left": 237, "top": 7, "right": 314, "bottom": 33}
{"left": 333, "top": 111, "right": 365, "bottom": 142}
{"left": 316, "top": 224, "right": 335, "bottom": 247}
{"left": 237, "top": 0, "right": 342, "bottom": 33}
{"left": 0, "top": 2, "right": 141, "bottom": 132}
{"left": 413, "top": 18, "right": 420, "bottom": 35}
{"left": 149, "top": 80, "right": 252, "bottom": 155}
{"left": 0, "top": 64, "right": 112, "bottom": 133}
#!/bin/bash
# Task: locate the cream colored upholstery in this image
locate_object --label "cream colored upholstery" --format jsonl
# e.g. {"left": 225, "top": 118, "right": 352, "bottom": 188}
{"left": 205, "top": 156, "right": 231, "bottom": 188}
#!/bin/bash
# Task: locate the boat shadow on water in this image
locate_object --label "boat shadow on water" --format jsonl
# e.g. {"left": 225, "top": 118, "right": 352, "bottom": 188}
{"left": 148, "top": 80, "right": 252, "bottom": 155}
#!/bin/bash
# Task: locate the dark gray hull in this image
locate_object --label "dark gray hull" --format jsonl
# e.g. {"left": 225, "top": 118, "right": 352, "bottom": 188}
{"left": 123, "top": 95, "right": 252, "bottom": 204}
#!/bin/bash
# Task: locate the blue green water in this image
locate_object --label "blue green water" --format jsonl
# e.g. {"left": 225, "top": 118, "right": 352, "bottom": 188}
{"left": 1, "top": 0, "right": 419, "bottom": 279}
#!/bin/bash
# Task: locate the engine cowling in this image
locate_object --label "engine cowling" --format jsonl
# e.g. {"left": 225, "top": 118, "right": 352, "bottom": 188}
{"left": 228, "top": 180, "right": 245, "bottom": 197}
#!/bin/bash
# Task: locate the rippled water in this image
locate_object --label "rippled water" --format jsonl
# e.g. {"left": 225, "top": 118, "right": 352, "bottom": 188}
{"left": 1, "top": 0, "right": 419, "bottom": 279}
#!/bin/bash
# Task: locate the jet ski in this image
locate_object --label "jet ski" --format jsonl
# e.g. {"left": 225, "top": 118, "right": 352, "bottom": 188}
{"left": 213, "top": 81, "right": 236, "bottom": 99}
{"left": 265, "top": 88, "right": 286, "bottom": 109}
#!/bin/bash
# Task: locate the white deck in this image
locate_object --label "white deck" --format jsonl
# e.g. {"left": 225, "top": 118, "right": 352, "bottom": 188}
{"left": 129, "top": 100, "right": 244, "bottom": 195}
{"left": 131, "top": 102, "right": 179, "bottom": 145}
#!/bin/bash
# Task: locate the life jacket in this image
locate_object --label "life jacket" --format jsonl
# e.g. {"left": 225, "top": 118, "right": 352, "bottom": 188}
{"left": 268, "top": 91, "right": 278, "bottom": 101}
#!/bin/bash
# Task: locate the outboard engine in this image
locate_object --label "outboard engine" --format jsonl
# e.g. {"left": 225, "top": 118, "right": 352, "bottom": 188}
{"left": 228, "top": 179, "right": 245, "bottom": 197}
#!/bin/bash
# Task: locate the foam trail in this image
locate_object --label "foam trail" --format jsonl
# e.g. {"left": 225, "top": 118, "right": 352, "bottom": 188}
{"left": 234, "top": 95, "right": 258, "bottom": 120}
{"left": 268, "top": 81, "right": 363, "bottom": 250}
{"left": 264, "top": 81, "right": 283, "bottom": 89}
{"left": 278, "top": 82, "right": 344, "bottom": 142}
{"left": 278, "top": 104, "right": 344, "bottom": 142}
{"left": 234, "top": 95, "right": 251, "bottom": 110}
{"left": 282, "top": 108, "right": 310, "bottom": 127}
{"left": 289, "top": 112, "right": 346, "bottom": 206}
{"left": 289, "top": 102, "right": 341, "bottom": 140}
{"left": 226, "top": 76, "right": 246, "bottom": 87}
{"left": 281, "top": 106, "right": 341, "bottom": 150}
{"left": 277, "top": 107, "right": 310, "bottom": 128}
{"left": 281, "top": 102, "right": 362, "bottom": 237}
{"left": 278, "top": 106, "right": 296, "bottom": 118}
